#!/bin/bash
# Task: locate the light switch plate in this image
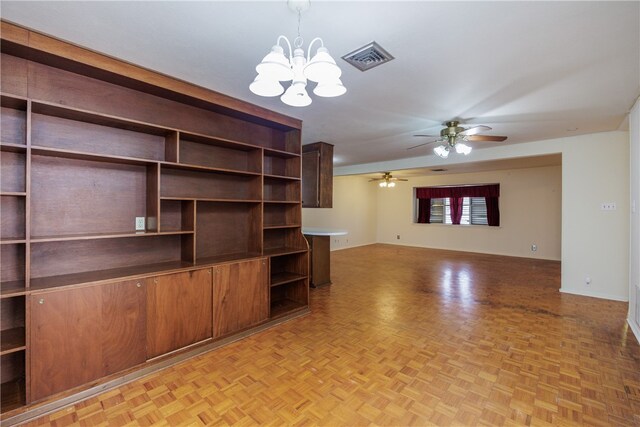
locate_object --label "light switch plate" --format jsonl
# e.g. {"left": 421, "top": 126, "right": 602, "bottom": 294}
{"left": 601, "top": 202, "right": 617, "bottom": 211}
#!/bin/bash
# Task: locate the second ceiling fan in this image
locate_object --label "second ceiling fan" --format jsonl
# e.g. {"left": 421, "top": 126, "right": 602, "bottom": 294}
{"left": 408, "top": 121, "right": 507, "bottom": 158}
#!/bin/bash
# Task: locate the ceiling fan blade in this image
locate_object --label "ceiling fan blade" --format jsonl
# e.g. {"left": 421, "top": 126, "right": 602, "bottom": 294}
{"left": 459, "top": 125, "right": 491, "bottom": 136}
{"left": 413, "top": 134, "right": 440, "bottom": 138}
{"left": 368, "top": 178, "right": 382, "bottom": 182}
{"left": 466, "top": 135, "right": 508, "bottom": 142}
{"left": 407, "top": 139, "right": 439, "bottom": 150}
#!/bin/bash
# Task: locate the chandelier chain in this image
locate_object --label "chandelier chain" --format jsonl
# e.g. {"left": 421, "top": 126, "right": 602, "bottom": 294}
{"left": 294, "top": 8, "right": 303, "bottom": 48}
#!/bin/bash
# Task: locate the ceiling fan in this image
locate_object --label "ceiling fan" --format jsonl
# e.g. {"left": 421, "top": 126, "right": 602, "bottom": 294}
{"left": 408, "top": 121, "right": 507, "bottom": 158}
{"left": 368, "top": 172, "right": 408, "bottom": 188}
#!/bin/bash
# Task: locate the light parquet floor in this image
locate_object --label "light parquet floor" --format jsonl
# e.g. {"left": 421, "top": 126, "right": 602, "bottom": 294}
{"left": 26, "top": 245, "right": 640, "bottom": 426}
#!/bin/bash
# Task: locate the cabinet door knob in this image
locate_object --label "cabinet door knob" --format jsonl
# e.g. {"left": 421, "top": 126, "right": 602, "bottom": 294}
{"left": 38, "top": 298, "right": 45, "bottom": 304}
{"left": 136, "top": 282, "right": 142, "bottom": 288}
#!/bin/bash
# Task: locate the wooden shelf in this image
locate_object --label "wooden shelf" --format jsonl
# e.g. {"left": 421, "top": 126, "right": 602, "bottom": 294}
{"left": 0, "top": 378, "right": 25, "bottom": 413}
{"left": 161, "top": 196, "right": 261, "bottom": 203}
{"left": 0, "top": 281, "right": 27, "bottom": 299}
{"left": 270, "top": 298, "right": 306, "bottom": 318}
{"left": 196, "top": 252, "right": 263, "bottom": 266}
{"left": 263, "top": 147, "right": 301, "bottom": 159}
{"left": 29, "top": 261, "right": 195, "bottom": 292}
{"left": 263, "top": 173, "right": 301, "bottom": 181}
{"left": 180, "top": 130, "right": 258, "bottom": 152}
{"left": 263, "top": 224, "right": 301, "bottom": 230}
{"left": 1, "top": 93, "right": 28, "bottom": 110}
{"left": 30, "top": 230, "right": 193, "bottom": 243}
{"left": 32, "top": 100, "right": 173, "bottom": 137}
{"left": 0, "top": 327, "right": 25, "bottom": 356}
{"left": 31, "top": 145, "right": 158, "bottom": 166}
{"left": 0, "top": 238, "right": 26, "bottom": 245}
{"left": 271, "top": 273, "right": 307, "bottom": 288}
{"left": 0, "top": 143, "right": 26, "bottom": 153}
{"left": 0, "top": 192, "right": 26, "bottom": 197}
{"left": 263, "top": 247, "right": 308, "bottom": 257}
{"left": 263, "top": 200, "right": 300, "bottom": 204}
{"left": 161, "top": 161, "right": 261, "bottom": 177}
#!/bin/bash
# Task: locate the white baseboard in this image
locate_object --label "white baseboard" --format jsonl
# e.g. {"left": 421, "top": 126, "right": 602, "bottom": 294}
{"left": 560, "top": 287, "right": 628, "bottom": 302}
{"left": 628, "top": 317, "right": 640, "bottom": 344}
{"left": 330, "top": 242, "right": 376, "bottom": 252}
{"left": 381, "top": 241, "right": 561, "bottom": 261}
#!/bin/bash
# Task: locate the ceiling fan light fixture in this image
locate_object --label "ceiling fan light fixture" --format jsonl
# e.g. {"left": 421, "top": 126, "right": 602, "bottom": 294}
{"left": 455, "top": 142, "right": 472, "bottom": 155}
{"left": 388, "top": 181, "right": 396, "bottom": 188}
{"left": 379, "top": 181, "right": 388, "bottom": 188}
{"left": 434, "top": 145, "right": 450, "bottom": 158}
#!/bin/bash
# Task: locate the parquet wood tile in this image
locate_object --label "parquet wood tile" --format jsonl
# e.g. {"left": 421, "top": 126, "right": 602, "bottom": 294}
{"left": 22, "top": 244, "right": 640, "bottom": 426}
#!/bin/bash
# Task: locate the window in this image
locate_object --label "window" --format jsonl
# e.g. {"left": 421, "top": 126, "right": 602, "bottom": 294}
{"left": 428, "top": 197, "right": 488, "bottom": 225}
{"left": 414, "top": 184, "right": 499, "bottom": 226}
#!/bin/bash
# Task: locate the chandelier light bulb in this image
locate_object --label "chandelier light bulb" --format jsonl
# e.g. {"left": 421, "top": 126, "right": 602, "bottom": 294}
{"left": 249, "top": 75, "right": 285, "bottom": 97}
{"left": 313, "top": 78, "right": 347, "bottom": 98}
{"left": 455, "top": 142, "right": 472, "bottom": 155}
{"left": 434, "top": 145, "right": 450, "bottom": 158}
{"left": 388, "top": 181, "right": 396, "bottom": 188}
{"left": 255, "top": 45, "right": 294, "bottom": 81}
{"left": 304, "top": 46, "right": 342, "bottom": 83}
{"left": 281, "top": 82, "right": 312, "bottom": 107}
{"left": 379, "top": 181, "right": 387, "bottom": 188}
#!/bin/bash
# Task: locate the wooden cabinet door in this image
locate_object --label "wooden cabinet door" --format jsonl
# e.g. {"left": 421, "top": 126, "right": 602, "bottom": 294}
{"left": 30, "top": 280, "right": 146, "bottom": 402}
{"left": 213, "top": 258, "right": 269, "bottom": 338}
{"left": 302, "top": 150, "right": 320, "bottom": 207}
{"left": 146, "top": 268, "right": 212, "bottom": 358}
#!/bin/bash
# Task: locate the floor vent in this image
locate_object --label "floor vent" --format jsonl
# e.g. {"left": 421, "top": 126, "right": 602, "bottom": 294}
{"left": 342, "top": 41, "right": 394, "bottom": 72}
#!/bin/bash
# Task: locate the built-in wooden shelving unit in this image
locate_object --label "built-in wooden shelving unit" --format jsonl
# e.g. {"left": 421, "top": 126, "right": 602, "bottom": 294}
{"left": 0, "top": 20, "right": 309, "bottom": 423}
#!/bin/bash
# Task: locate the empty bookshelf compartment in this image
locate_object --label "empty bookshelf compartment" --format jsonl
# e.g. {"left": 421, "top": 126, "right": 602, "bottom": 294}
{"left": 31, "top": 102, "right": 173, "bottom": 161}
{"left": 270, "top": 253, "right": 308, "bottom": 287}
{"left": 0, "top": 149, "right": 26, "bottom": 194}
{"left": 161, "top": 167, "right": 261, "bottom": 201}
{"left": 0, "top": 95, "right": 27, "bottom": 146}
{"left": 1, "top": 196, "right": 25, "bottom": 241}
{"left": 265, "top": 129, "right": 301, "bottom": 154}
{"left": 196, "top": 202, "right": 261, "bottom": 263}
{"left": 1, "top": 243, "right": 25, "bottom": 287}
{"left": 263, "top": 228, "right": 306, "bottom": 255}
{"left": 31, "top": 155, "right": 157, "bottom": 238}
{"left": 1, "top": 352, "right": 25, "bottom": 413}
{"left": 270, "top": 279, "right": 308, "bottom": 318}
{"left": 30, "top": 235, "right": 185, "bottom": 289}
{"left": 263, "top": 152, "right": 301, "bottom": 179}
{"left": 160, "top": 200, "right": 195, "bottom": 232}
{"left": 179, "top": 134, "right": 262, "bottom": 174}
{"left": 0, "top": 296, "right": 25, "bottom": 355}
{"left": 264, "top": 178, "right": 300, "bottom": 202}
{"left": 263, "top": 203, "right": 301, "bottom": 228}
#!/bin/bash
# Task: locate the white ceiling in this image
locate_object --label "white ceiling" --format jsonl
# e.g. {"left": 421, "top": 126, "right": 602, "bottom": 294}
{"left": 2, "top": 1, "right": 638, "bottom": 168}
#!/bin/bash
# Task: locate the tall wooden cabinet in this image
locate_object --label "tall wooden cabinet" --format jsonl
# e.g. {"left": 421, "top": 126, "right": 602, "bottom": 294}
{"left": 0, "top": 21, "right": 310, "bottom": 420}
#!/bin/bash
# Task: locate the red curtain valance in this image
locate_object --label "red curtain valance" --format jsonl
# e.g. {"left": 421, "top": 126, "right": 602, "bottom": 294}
{"left": 416, "top": 184, "right": 500, "bottom": 199}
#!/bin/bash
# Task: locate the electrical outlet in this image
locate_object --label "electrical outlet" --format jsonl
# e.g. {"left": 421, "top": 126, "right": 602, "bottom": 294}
{"left": 397, "top": 235, "right": 400, "bottom": 240}
{"left": 135, "top": 217, "right": 145, "bottom": 231}
{"left": 601, "top": 202, "right": 617, "bottom": 211}
{"left": 585, "top": 276, "right": 591, "bottom": 286}
{"left": 531, "top": 244, "right": 537, "bottom": 252}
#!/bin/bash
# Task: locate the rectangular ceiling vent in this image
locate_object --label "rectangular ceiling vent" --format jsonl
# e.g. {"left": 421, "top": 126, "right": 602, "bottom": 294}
{"left": 342, "top": 41, "right": 394, "bottom": 72}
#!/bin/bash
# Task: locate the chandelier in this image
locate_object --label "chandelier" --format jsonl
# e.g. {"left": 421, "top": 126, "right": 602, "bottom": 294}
{"left": 249, "top": 0, "right": 346, "bottom": 107}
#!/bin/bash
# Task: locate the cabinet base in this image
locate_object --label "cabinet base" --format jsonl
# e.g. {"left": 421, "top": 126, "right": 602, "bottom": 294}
{"left": 0, "top": 308, "right": 309, "bottom": 426}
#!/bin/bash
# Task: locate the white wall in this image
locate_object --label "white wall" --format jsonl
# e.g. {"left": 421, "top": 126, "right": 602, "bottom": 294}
{"left": 334, "top": 131, "right": 630, "bottom": 301}
{"left": 629, "top": 98, "right": 640, "bottom": 340}
{"left": 376, "top": 166, "right": 562, "bottom": 260}
{"left": 302, "top": 175, "right": 377, "bottom": 250}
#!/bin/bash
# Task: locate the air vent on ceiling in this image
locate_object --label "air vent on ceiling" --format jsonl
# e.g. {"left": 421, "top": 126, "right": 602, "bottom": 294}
{"left": 342, "top": 41, "right": 394, "bottom": 72}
